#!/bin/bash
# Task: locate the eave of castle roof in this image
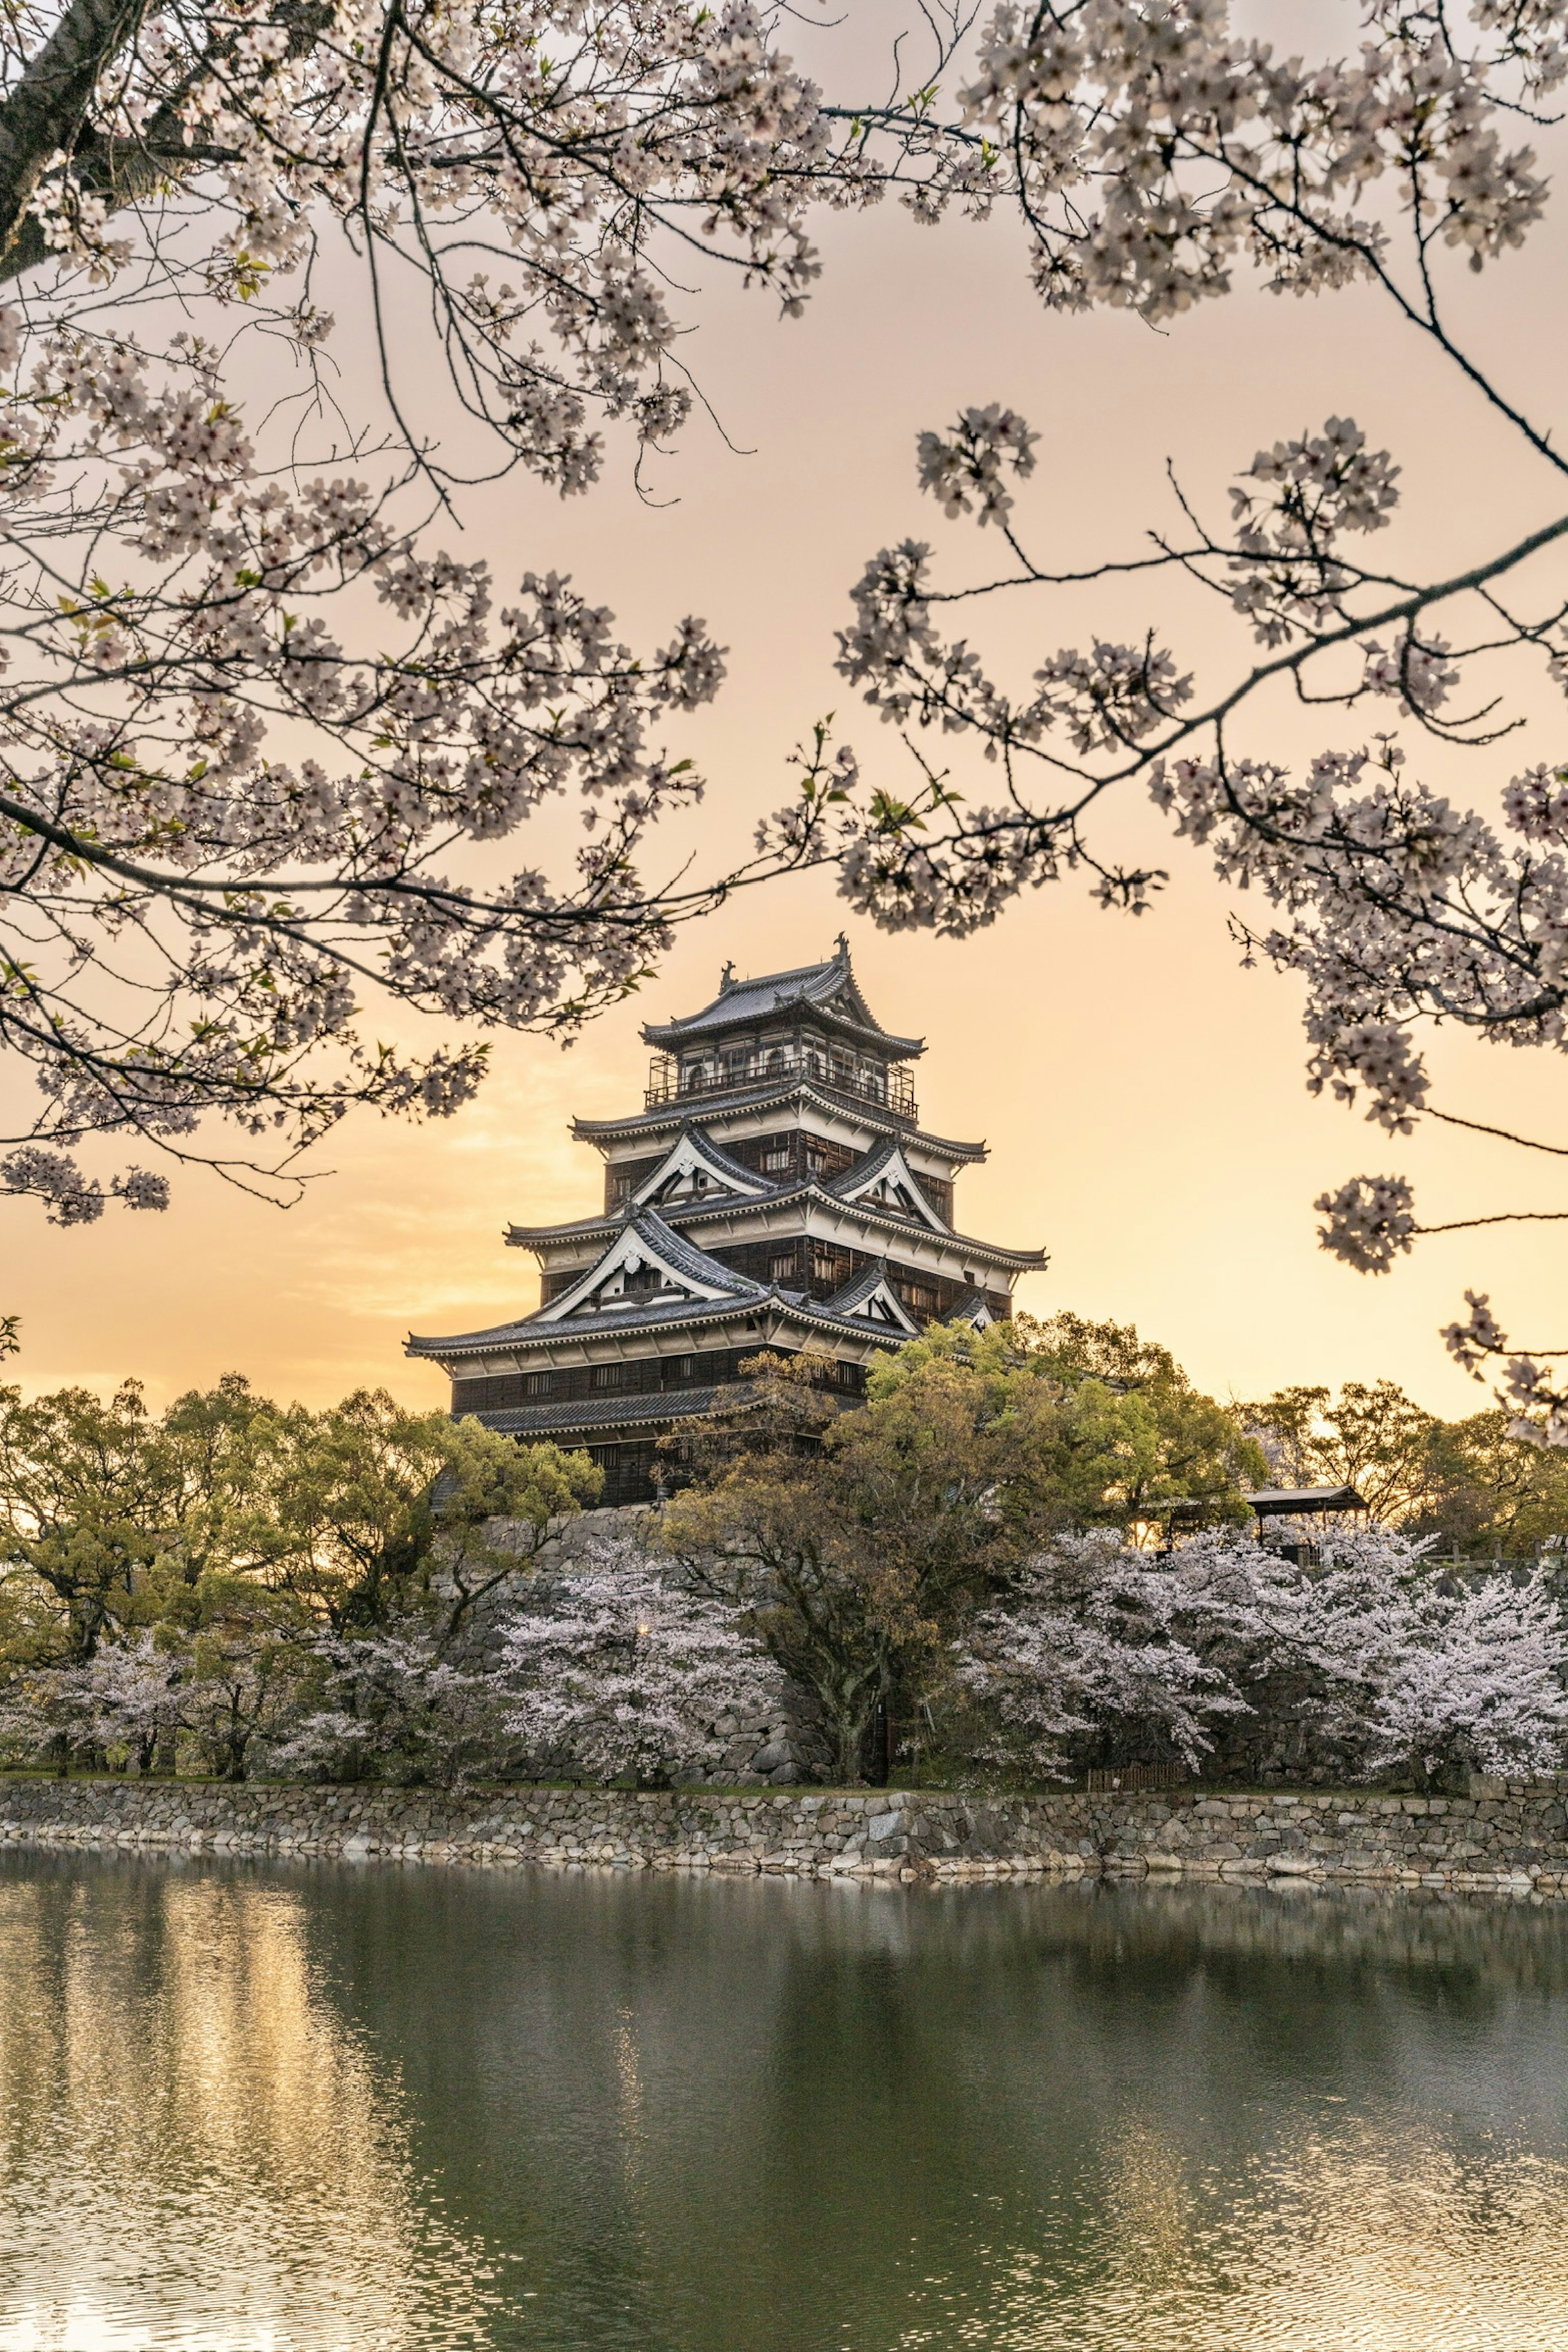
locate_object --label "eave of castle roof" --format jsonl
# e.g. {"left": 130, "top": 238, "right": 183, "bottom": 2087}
{"left": 461, "top": 1388, "right": 731, "bottom": 1438}
{"left": 505, "top": 1181, "right": 1047, "bottom": 1271}
{"left": 407, "top": 1287, "right": 920, "bottom": 1362}
{"left": 570, "top": 1080, "right": 986, "bottom": 1163}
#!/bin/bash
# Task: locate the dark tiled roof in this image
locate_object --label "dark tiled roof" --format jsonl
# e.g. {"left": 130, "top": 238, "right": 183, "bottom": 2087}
{"left": 1246, "top": 1485, "right": 1366, "bottom": 1514}
{"left": 409, "top": 1285, "right": 920, "bottom": 1362}
{"left": 621, "top": 1208, "right": 766, "bottom": 1296}
{"left": 824, "top": 1137, "right": 949, "bottom": 1232}
{"left": 662, "top": 1123, "right": 777, "bottom": 1194}
{"left": 822, "top": 1258, "right": 917, "bottom": 1332}
{"left": 641, "top": 955, "right": 923, "bottom": 1057}
{"left": 468, "top": 1388, "right": 727, "bottom": 1438}
{"left": 506, "top": 1209, "right": 630, "bottom": 1247}
{"left": 413, "top": 1297, "right": 733, "bottom": 1352}
{"left": 506, "top": 1128, "right": 778, "bottom": 1249}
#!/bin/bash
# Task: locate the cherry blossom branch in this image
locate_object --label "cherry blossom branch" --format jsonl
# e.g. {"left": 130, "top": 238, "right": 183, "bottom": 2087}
{"left": 784, "top": 1, "right": 1568, "bottom": 1437}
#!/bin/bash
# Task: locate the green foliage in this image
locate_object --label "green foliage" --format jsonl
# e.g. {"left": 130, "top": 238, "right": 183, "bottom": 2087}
{"left": 0, "top": 1372, "right": 600, "bottom": 1771}
{"left": 663, "top": 1314, "right": 1263, "bottom": 1782}
{"left": 1419, "top": 1412, "right": 1568, "bottom": 1555}
{"left": 1237, "top": 1379, "right": 1568, "bottom": 1552}
{"left": 0, "top": 1373, "right": 286, "bottom": 1664}
{"left": 872, "top": 1311, "right": 1265, "bottom": 1529}
{"left": 265, "top": 1388, "right": 599, "bottom": 1636}
{"left": 1237, "top": 1380, "right": 1443, "bottom": 1524}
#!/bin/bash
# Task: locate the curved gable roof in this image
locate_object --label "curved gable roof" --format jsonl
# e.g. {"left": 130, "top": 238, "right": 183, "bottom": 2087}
{"left": 535, "top": 1209, "right": 766, "bottom": 1324}
{"left": 821, "top": 1257, "right": 920, "bottom": 1337}
{"left": 826, "top": 1138, "right": 950, "bottom": 1233}
{"left": 630, "top": 1124, "right": 775, "bottom": 1210}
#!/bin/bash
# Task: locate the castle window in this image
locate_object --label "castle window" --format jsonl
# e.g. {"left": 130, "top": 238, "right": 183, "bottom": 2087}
{"left": 770, "top": 1250, "right": 797, "bottom": 1284}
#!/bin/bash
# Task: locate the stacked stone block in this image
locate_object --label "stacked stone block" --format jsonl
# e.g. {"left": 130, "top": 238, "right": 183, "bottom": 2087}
{"left": 3, "top": 1776, "right": 1568, "bottom": 1892}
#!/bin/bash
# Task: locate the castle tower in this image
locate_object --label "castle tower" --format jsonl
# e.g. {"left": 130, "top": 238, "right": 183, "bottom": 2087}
{"left": 406, "top": 945, "right": 1047, "bottom": 1503}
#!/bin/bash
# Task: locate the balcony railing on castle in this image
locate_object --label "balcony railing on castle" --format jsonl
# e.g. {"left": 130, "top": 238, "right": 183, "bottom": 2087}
{"left": 645, "top": 1051, "right": 917, "bottom": 1122}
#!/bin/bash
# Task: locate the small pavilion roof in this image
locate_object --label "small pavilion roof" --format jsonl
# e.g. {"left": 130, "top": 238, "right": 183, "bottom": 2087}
{"left": 1245, "top": 1484, "right": 1367, "bottom": 1516}
{"left": 641, "top": 948, "right": 924, "bottom": 1059}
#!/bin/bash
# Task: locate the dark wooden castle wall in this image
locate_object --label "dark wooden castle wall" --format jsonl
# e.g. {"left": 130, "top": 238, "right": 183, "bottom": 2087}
{"left": 452, "top": 1347, "right": 869, "bottom": 1418}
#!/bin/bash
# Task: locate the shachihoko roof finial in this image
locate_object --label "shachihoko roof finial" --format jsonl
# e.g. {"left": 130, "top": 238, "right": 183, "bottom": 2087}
{"left": 720, "top": 960, "right": 735, "bottom": 989}
{"left": 834, "top": 932, "right": 849, "bottom": 960}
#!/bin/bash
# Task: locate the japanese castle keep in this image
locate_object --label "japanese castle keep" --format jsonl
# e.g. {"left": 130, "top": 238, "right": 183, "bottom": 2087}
{"left": 407, "top": 946, "right": 1047, "bottom": 1505}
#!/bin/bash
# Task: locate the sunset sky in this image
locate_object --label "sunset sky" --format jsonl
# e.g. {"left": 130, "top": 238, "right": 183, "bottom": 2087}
{"left": 7, "top": 0, "right": 1568, "bottom": 1423}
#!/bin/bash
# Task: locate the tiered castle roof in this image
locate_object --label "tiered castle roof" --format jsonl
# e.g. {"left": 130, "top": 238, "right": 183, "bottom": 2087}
{"left": 406, "top": 946, "right": 1045, "bottom": 1498}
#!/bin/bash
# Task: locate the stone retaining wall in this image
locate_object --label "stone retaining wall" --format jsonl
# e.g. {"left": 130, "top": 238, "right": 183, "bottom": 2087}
{"left": 5, "top": 1776, "right": 1568, "bottom": 1891}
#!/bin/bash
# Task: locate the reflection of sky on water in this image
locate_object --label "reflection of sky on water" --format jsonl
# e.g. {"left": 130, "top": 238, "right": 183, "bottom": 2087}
{"left": 909, "top": 2115, "right": 1568, "bottom": 2350}
{"left": 0, "top": 1859, "right": 501, "bottom": 2350}
{"left": 5, "top": 1860, "right": 1568, "bottom": 2349}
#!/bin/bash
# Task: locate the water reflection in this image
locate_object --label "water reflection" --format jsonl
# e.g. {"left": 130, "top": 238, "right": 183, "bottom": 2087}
{"left": 0, "top": 1857, "right": 501, "bottom": 2350}
{"left": 3, "top": 1859, "right": 1568, "bottom": 2348}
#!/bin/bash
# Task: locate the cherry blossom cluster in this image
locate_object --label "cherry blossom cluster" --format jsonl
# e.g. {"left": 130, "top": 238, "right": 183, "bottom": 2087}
{"left": 274, "top": 1626, "right": 504, "bottom": 1785}
{"left": 0, "top": 0, "right": 1011, "bottom": 1221}
{"left": 955, "top": 1529, "right": 1247, "bottom": 1774}
{"left": 1313, "top": 1173, "right": 1419, "bottom": 1277}
{"left": 0, "top": 318, "right": 763, "bottom": 1210}
{"left": 5, "top": 0, "right": 994, "bottom": 492}
{"left": 497, "top": 1532, "right": 782, "bottom": 1783}
{"left": 1441, "top": 1291, "right": 1568, "bottom": 1448}
{"left": 962, "top": 1524, "right": 1568, "bottom": 1784}
{"left": 958, "top": 0, "right": 1560, "bottom": 324}
{"left": 817, "top": 391, "right": 1568, "bottom": 1417}
{"left": 791, "top": 5, "right": 1568, "bottom": 1421}
{"left": 915, "top": 405, "right": 1038, "bottom": 526}
{"left": 0, "top": 1626, "right": 296, "bottom": 1778}
{"left": 1227, "top": 419, "right": 1401, "bottom": 645}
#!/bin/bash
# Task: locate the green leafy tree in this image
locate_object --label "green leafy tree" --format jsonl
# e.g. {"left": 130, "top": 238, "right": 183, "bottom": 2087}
{"left": 660, "top": 1356, "right": 888, "bottom": 1784}
{"left": 268, "top": 1390, "right": 601, "bottom": 1641}
{"left": 1237, "top": 1381, "right": 1444, "bottom": 1526}
{"left": 0, "top": 1379, "right": 180, "bottom": 1665}
{"left": 1417, "top": 1414, "right": 1568, "bottom": 1558}
{"left": 0, "top": 1372, "right": 294, "bottom": 1670}
{"left": 662, "top": 1319, "right": 1261, "bottom": 1782}
{"left": 875, "top": 1315, "right": 1263, "bottom": 1532}
{"left": 0, "top": 1374, "right": 602, "bottom": 1776}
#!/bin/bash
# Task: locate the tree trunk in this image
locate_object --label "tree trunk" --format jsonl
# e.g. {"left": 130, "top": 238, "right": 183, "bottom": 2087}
{"left": 0, "top": 0, "right": 147, "bottom": 258}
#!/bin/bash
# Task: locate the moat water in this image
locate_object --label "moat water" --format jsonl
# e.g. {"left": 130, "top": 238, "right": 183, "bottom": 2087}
{"left": 3, "top": 1853, "right": 1568, "bottom": 2349}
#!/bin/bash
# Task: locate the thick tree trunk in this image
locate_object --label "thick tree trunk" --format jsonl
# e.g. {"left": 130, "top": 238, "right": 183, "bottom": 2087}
{"left": 0, "top": 0, "right": 332, "bottom": 288}
{"left": 0, "top": 0, "right": 147, "bottom": 259}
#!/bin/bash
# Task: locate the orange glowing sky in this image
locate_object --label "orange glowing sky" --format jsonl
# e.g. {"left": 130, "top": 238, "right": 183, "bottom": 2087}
{"left": 8, "top": 7, "right": 1568, "bottom": 1421}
